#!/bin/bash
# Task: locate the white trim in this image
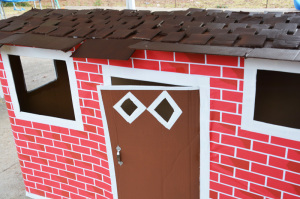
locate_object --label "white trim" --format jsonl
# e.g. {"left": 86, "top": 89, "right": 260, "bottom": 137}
{"left": 242, "top": 58, "right": 300, "bottom": 141}
{"left": 100, "top": 86, "right": 199, "bottom": 90}
{"left": 98, "top": 89, "right": 119, "bottom": 199}
{"left": 26, "top": 192, "right": 50, "bottom": 199}
{"left": 99, "top": 65, "right": 210, "bottom": 199}
{"left": 0, "top": 45, "right": 84, "bottom": 131}
{"left": 113, "top": 92, "right": 146, "bottom": 124}
{"left": 0, "top": 81, "right": 3, "bottom": 98}
{"left": 147, "top": 91, "right": 182, "bottom": 130}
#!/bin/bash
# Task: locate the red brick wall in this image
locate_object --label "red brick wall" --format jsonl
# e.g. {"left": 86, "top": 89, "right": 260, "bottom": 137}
{"left": 1, "top": 50, "right": 300, "bottom": 199}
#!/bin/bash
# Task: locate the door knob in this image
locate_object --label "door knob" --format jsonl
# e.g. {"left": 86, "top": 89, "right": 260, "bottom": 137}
{"left": 116, "top": 146, "right": 123, "bottom": 166}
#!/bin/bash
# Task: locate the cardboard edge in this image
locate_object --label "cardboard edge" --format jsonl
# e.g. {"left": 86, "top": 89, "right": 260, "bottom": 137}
{"left": 129, "top": 41, "right": 252, "bottom": 57}
{"left": 129, "top": 41, "right": 300, "bottom": 62}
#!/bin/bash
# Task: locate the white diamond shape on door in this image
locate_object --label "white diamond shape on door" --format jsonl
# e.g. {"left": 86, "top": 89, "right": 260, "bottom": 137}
{"left": 113, "top": 92, "right": 146, "bottom": 124}
{"left": 148, "top": 91, "right": 182, "bottom": 130}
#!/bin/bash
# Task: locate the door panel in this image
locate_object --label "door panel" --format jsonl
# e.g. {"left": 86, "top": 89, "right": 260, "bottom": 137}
{"left": 101, "top": 88, "right": 200, "bottom": 199}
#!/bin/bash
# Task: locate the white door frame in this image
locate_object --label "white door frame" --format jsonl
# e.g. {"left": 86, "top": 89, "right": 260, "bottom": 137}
{"left": 98, "top": 65, "right": 210, "bottom": 199}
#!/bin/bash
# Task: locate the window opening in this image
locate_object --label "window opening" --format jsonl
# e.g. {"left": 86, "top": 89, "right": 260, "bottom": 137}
{"left": 121, "top": 98, "right": 138, "bottom": 116}
{"left": 8, "top": 55, "right": 75, "bottom": 120}
{"left": 114, "top": 92, "right": 146, "bottom": 123}
{"left": 254, "top": 69, "right": 300, "bottom": 129}
{"left": 148, "top": 91, "right": 182, "bottom": 130}
{"left": 154, "top": 98, "right": 174, "bottom": 122}
{"left": 20, "top": 56, "right": 57, "bottom": 92}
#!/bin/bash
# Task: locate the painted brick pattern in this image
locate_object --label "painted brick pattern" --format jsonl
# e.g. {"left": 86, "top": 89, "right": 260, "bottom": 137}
{"left": 0, "top": 49, "right": 300, "bottom": 199}
{"left": 0, "top": 54, "right": 111, "bottom": 199}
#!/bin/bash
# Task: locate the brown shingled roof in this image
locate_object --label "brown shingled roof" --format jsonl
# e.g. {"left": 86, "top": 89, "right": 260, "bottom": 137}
{"left": 1, "top": 8, "right": 300, "bottom": 60}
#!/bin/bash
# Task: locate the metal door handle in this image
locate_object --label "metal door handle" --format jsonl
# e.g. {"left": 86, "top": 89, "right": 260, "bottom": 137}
{"left": 116, "top": 146, "right": 123, "bottom": 166}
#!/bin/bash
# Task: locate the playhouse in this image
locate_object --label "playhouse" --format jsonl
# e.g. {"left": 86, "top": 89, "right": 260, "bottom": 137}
{"left": 0, "top": 8, "right": 300, "bottom": 199}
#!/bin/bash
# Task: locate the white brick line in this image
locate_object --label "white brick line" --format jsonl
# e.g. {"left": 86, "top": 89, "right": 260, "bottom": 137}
{"left": 131, "top": 56, "right": 242, "bottom": 69}
{"left": 173, "top": 52, "right": 175, "bottom": 62}
{"left": 285, "top": 148, "right": 289, "bottom": 159}
{"left": 281, "top": 171, "right": 287, "bottom": 185}
{"left": 236, "top": 187, "right": 270, "bottom": 198}
{"left": 210, "top": 86, "right": 240, "bottom": 92}
{"left": 237, "top": 80, "right": 241, "bottom": 91}
{"left": 218, "top": 174, "right": 283, "bottom": 197}
{"left": 283, "top": 191, "right": 300, "bottom": 198}
{"left": 235, "top": 125, "right": 239, "bottom": 136}
{"left": 234, "top": 147, "right": 238, "bottom": 157}
{"left": 211, "top": 98, "right": 243, "bottom": 105}
{"left": 264, "top": 175, "right": 268, "bottom": 186}
{"left": 250, "top": 140, "right": 293, "bottom": 160}
{"left": 232, "top": 187, "right": 235, "bottom": 196}
{"left": 212, "top": 177, "right": 248, "bottom": 192}
{"left": 210, "top": 120, "right": 241, "bottom": 127}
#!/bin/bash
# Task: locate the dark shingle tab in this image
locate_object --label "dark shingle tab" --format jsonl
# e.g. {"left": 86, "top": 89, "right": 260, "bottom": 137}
{"left": 237, "top": 35, "right": 267, "bottom": 48}
{"left": 132, "top": 29, "right": 161, "bottom": 40}
{"left": 210, "top": 34, "right": 239, "bottom": 46}
{"left": 161, "top": 32, "right": 186, "bottom": 43}
{"left": 1, "top": 8, "right": 300, "bottom": 59}
{"left": 181, "top": 34, "right": 212, "bottom": 45}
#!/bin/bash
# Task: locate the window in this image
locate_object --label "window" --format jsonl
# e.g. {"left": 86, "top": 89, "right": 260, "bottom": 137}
{"left": 20, "top": 56, "right": 57, "bottom": 92}
{"left": 2, "top": 46, "right": 83, "bottom": 130}
{"left": 9, "top": 55, "right": 75, "bottom": 120}
{"left": 254, "top": 70, "right": 300, "bottom": 129}
{"left": 242, "top": 58, "right": 300, "bottom": 141}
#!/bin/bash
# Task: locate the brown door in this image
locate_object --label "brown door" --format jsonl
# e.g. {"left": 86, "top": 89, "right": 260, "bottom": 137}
{"left": 100, "top": 87, "right": 200, "bottom": 199}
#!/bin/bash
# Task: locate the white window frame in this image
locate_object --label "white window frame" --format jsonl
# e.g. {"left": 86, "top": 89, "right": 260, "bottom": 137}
{"left": 113, "top": 91, "right": 146, "bottom": 124}
{"left": 147, "top": 90, "right": 183, "bottom": 130}
{"left": 1, "top": 45, "right": 84, "bottom": 131}
{"left": 99, "top": 65, "right": 211, "bottom": 199}
{"left": 242, "top": 58, "right": 300, "bottom": 141}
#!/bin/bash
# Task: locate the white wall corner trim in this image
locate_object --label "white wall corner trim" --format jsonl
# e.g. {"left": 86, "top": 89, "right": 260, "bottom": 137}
{"left": 1, "top": 45, "right": 84, "bottom": 131}
{"left": 26, "top": 192, "right": 50, "bottom": 199}
{"left": 242, "top": 58, "right": 300, "bottom": 141}
{"left": 99, "top": 65, "right": 211, "bottom": 199}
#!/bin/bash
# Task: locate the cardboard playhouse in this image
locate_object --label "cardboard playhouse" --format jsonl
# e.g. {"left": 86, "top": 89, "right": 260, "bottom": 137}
{"left": 0, "top": 8, "right": 300, "bottom": 199}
